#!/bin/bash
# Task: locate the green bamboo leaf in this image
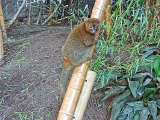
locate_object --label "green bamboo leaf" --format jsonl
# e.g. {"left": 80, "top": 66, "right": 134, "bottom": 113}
{"left": 129, "top": 81, "right": 139, "bottom": 98}
{"left": 127, "top": 101, "right": 145, "bottom": 112}
{"left": 148, "top": 101, "right": 157, "bottom": 119}
{"left": 140, "top": 107, "right": 150, "bottom": 120}
{"left": 98, "top": 86, "right": 126, "bottom": 106}
{"left": 104, "top": 70, "right": 123, "bottom": 80}
{"left": 153, "top": 55, "right": 160, "bottom": 77}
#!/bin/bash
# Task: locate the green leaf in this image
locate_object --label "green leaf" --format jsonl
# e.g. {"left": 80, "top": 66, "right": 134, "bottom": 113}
{"left": 148, "top": 101, "right": 157, "bottom": 119}
{"left": 156, "top": 99, "right": 160, "bottom": 108}
{"left": 110, "top": 97, "right": 129, "bottom": 120}
{"left": 143, "top": 88, "right": 155, "bottom": 102}
{"left": 126, "top": 112, "right": 134, "bottom": 120}
{"left": 137, "top": 87, "right": 145, "bottom": 98}
{"left": 139, "top": 0, "right": 145, "bottom": 3}
{"left": 120, "top": 105, "right": 133, "bottom": 115}
{"left": 134, "top": 113, "right": 140, "bottom": 120}
{"left": 153, "top": 55, "right": 160, "bottom": 77}
{"left": 140, "top": 46, "right": 160, "bottom": 58}
{"left": 104, "top": 70, "right": 123, "bottom": 81}
{"left": 118, "top": 114, "right": 127, "bottom": 120}
{"left": 156, "top": 83, "right": 160, "bottom": 88}
{"left": 129, "top": 81, "right": 139, "bottom": 98}
{"left": 155, "top": 115, "right": 160, "bottom": 120}
{"left": 112, "top": 90, "right": 131, "bottom": 107}
{"left": 143, "top": 77, "right": 152, "bottom": 86}
{"left": 98, "top": 86, "right": 126, "bottom": 106}
{"left": 140, "top": 107, "right": 150, "bottom": 120}
{"left": 127, "top": 101, "right": 145, "bottom": 112}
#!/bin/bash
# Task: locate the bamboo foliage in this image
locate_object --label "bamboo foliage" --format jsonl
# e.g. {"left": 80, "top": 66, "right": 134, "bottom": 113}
{"left": 57, "top": 0, "right": 108, "bottom": 119}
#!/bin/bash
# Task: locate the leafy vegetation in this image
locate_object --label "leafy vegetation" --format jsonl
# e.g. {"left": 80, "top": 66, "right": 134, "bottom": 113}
{"left": 97, "top": 46, "right": 160, "bottom": 120}
{"left": 89, "top": 0, "right": 160, "bottom": 120}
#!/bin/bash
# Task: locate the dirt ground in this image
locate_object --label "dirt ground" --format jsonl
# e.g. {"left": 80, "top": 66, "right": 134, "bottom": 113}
{"left": 0, "top": 25, "right": 110, "bottom": 120}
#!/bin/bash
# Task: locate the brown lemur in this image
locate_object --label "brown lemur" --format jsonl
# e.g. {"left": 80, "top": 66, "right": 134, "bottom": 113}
{"left": 58, "top": 18, "right": 100, "bottom": 108}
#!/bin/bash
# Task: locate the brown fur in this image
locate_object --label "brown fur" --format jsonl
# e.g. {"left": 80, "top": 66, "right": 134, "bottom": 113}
{"left": 58, "top": 18, "right": 100, "bottom": 108}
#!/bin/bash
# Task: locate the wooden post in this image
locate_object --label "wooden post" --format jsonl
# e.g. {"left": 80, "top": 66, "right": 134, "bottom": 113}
{"left": 105, "top": 0, "right": 111, "bottom": 36}
{"left": 57, "top": 0, "right": 108, "bottom": 119}
{"left": 0, "top": 1, "right": 7, "bottom": 39}
{"left": 0, "top": 1, "right": 5, "bottom": 66}
{"left": 48, "top": 1, "right": 53, "bottom": 25}
{"left": 0, "top": 27, "right": 4, "bottom": 66}
{"left": 36, "top": 1, "right": 42, "bottom": 24}
{"left": 28, "top": 1, "right": 32, "bottom": 25}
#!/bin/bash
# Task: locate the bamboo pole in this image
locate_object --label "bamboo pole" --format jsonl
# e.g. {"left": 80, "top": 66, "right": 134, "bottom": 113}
{"left": 57, "top": 0, "right": 108, "bottom": 119}
{"left": 0, "top": 27, "right": 4, "bottom": 66}
{"left": 36, "top": 1, "right": 42, "bottom": 24}
{"left": 105, "top": 0, "right": 111, "bottom": 36}
{"left": 28, "top": 1, "right": 33, "bottom": 25}
{"left": 0, "top": 1, "right": 7, "bottom": 40}
{"left": 73, "top": 70, "right": 97, "bottom": 120}
{"left": 48, "top": 1, "right": 53, "bottom": 25}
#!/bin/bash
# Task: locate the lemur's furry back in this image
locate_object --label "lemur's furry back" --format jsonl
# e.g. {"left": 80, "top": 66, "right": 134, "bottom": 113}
{"left": 58, "top": 18, "right": 100, "bottom": 108}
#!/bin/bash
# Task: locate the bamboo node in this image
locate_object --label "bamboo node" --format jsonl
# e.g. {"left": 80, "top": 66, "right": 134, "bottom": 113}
{"left": 72, "top": 74, "right": 87, "bottom": 81}
{"left": 59, "top": 110, "right": 74, "bottom": 117}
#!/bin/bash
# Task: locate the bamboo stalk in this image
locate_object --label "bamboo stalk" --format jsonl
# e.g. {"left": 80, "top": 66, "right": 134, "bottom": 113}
{"left": 48, "top": 1, "right": 53, "bottom": 25}
{"left": 0, "top": 1, "right": 7, "bottom": 39}
{"left": 73, "top": 70, "right": 97, "bottom": 120}
{"left": 36, "top": 1, "right": 42, "bottom": 24}
{"left": 57, "top": 0, "right": 108, "bottom": 119}
{"left": 28, "top": 1, "right": 32, "bottom": 25}
{"left": 105, "top": 0, "right": 111, "bottom": 36}
{"left": 0, "top": 27, "right": 4, "bottom": 66}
